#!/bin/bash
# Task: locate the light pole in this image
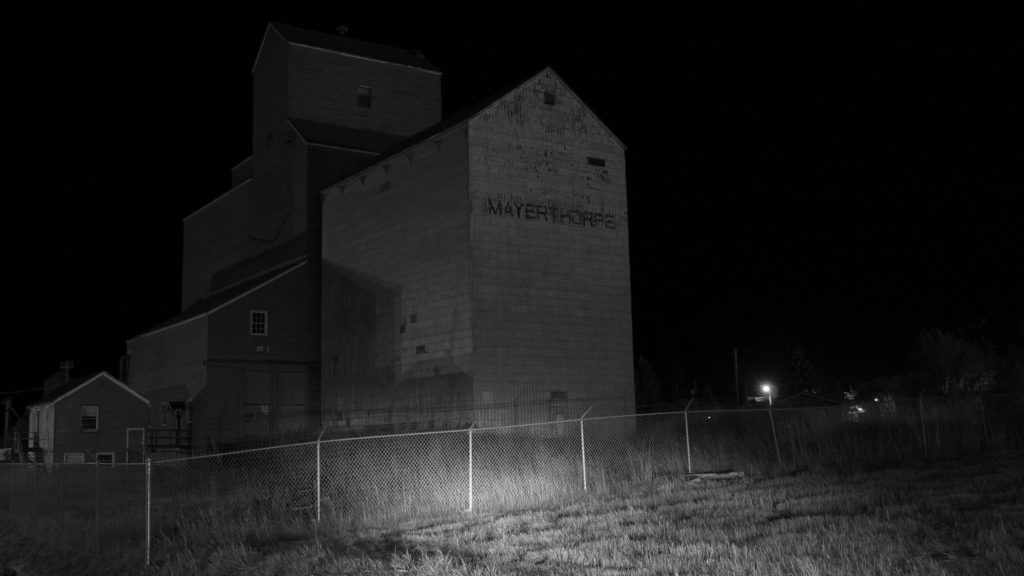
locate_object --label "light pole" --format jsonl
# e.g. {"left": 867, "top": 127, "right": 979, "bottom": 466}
{"left": 761, "top": 383, "right": 774, "bottom": 407}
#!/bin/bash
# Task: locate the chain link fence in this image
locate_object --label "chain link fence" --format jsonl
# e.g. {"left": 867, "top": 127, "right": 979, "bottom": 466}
{"left": 0, "top": 462, "right": 147, "bottom": 565}
{"left": 2, "top": 393, "right": 1022, "bottom": 568}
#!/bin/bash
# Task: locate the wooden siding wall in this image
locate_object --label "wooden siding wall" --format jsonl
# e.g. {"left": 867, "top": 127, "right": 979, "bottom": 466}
{"left": 191, "top": 363, "right": 310, "bottom": 451}
{"left": 127, "top": 317, "right": 208, "bottom": 427}
{"left": 183, "top": 135, "right": 311, "bottom": 309}
{"left": 468, "top": 71, "right": 635, "bottom": 426}
{"left": 288, "top": 45, "right": 441, "bottom": 139}
{"left": 52, "top": 376, "right": 148, "bottom": 463}
{"left": 207, "top": 264, "right": 318, "bottom": 364}
{"left": 322, "top": 129, "right": 473, "bottom": 430}
{"left": 190, "top": 264, "right": 319, "bottom": 446}
{"left": 252, "top": 27, "right": 290, "bottom": 185}
{"left": 181, "top": 182, "right": 254, "bottom": 309}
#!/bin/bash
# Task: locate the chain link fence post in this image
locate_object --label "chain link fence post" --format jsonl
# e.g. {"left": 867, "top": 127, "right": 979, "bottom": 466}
{"left": 145, "top": 458, "right": 151, "bottom": 568}
{"left": 466, "top": 422, "right": 474, "bottom": 512}
{"left": 316, "top": 438, "right": 322, "bottom": 525}
{"left": 919, "top": 393, "right": 928, "bottom": 455}
{"left": 58, "top": 463, "right": 64, "bottom": 544}
{"left": 579, "top": 407, "right": 592, "bottom": 492}
{"left": 684, "top": 398, "right": 694, "bottom": 474}
{"left": 978, "top": 396, "right": 990, "bottom": 447}
{"left": 29, "top": 462, "right": 36, "bottom": 517}
{"left": 93, "top": 460, "right": 100, "bottom": 554}
{"left": 316, "top": 425, "right": 327, "bottom": 526}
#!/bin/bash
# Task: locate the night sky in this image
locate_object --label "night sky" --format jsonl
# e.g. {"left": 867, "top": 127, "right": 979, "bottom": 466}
{"left": 6, "top": 5, "right": 1022, "bottom": 405}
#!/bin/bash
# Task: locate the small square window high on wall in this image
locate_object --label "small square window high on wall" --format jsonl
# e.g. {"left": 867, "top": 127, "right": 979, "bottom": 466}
{"left": 80, "top": 405, "right": 98, "bottom": 432}
{"left": 250, "top": 310, "right": 268, "bottom": 336}
{"left": 358, "top": 85, "right": 372, "bottom": 108}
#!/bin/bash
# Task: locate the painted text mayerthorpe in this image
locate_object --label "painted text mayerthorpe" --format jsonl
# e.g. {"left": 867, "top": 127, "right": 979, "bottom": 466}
{"left": 486, "top": 197, "right": 616, "bottom": 229}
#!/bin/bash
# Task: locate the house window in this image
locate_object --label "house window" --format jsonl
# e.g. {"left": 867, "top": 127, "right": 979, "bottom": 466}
{"left": 358, "top": 85, "right": 372, "bottom": 108}
{"left": 63, "top": 452, "right": 85, "bottom": 463}
{"left": 544, "top": 91, "right": 556, "bottom": 105}
{"left": 80, "top": 405, "right": 99, "bottom": 432}
{"left": 250, "top": 310, "right": 268, "bottom": 336}
{"left": 587, "top": 157, "right": 606, "bottom": 167}
{"left": 96, "top": 452, "right": 115, "bottom": 466}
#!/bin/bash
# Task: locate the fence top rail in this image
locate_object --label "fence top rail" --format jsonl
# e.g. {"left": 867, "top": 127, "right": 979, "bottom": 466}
{"left": 474, "top": 419, "right": 580, "bottom": 433}
{"left": 322, "top": 426, "right": 469, "bottom": 445}
{"left": 0, "top": 462, "right": 147, "bottom": 467}
{"left": 582, "top": 406, "right": 816, "bottom": 422}
{"left": 153, "top": 438, "right": 320, "bottom": 464}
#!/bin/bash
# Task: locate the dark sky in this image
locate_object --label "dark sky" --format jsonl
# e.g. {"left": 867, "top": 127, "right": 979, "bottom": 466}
{"left": 5, "top": 4, "right": 1022, "bottom": 403}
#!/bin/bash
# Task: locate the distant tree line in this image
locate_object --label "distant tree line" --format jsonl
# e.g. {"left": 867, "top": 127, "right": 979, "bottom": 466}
{"left": 635, "top": 320, "right": 1024, "bottom": 411}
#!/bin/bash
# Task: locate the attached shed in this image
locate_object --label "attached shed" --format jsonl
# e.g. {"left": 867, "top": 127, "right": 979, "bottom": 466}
{"left": 26, "top": 371, "right": 149, "bottom": 463}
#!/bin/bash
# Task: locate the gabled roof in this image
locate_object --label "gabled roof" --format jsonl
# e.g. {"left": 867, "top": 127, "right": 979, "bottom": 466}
{"left": 27, "top": 372, "right": 148, "bottom": 408}
{"left": 256, "top": 22, "right": 440, "bottom": 73}
{"left": 128, "top": 259, "right": 306, "bottom": 341}
{"left": 321, "top": 67, "right": 626, "bottom": 197}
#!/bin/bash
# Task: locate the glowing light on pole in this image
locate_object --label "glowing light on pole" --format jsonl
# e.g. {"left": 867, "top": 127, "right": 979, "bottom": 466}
{"left": 761, "top": 383, "right": 774, "bottom": 406}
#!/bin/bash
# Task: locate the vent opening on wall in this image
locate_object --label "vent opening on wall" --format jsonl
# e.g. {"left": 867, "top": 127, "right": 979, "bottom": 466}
{"left": 358, "top": 85, "right": 372, "bottom": 108}
{"left": 543, "top": 91, "right": 556, "bottom": 105}
{"left": 587, "top": 157, "right": 606, "bottom": 167}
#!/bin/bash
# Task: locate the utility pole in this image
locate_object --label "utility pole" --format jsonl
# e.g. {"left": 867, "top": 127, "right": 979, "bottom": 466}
{"left": 734, "top": 348, "right": 740, "bottom": 407}
{"left": 2, "top": 397, "right": 11, "bottom": 451}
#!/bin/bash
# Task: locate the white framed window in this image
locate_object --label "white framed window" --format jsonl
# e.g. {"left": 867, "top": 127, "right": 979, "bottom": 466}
{"left": 250, "top": 310, "right": 268, "bottom": 336}
{"left": 96, "top": 452, "right": 115, "bottom": 466}
{"left": 63, "top": 452, "right": 85, "bottom": 463}
{"left": 80, "top": 405, "right": 99, "bottom": 432}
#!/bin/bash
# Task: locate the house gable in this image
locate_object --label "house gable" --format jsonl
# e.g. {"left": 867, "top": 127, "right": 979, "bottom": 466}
{"left": 29, "top": 372, "right": 151, "bottom": 463}
{"left": 29, "top": 371, "right": 148, "bottom": 409}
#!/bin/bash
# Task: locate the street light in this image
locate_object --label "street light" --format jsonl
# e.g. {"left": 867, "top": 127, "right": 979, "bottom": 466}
{"left": 761, "top": 382, "right": 774, "bottom": 406}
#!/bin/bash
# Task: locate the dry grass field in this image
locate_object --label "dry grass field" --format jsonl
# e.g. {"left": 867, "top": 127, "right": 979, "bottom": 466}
{"left": 108, "top": 451, "right": 1022, "bottom": 576}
